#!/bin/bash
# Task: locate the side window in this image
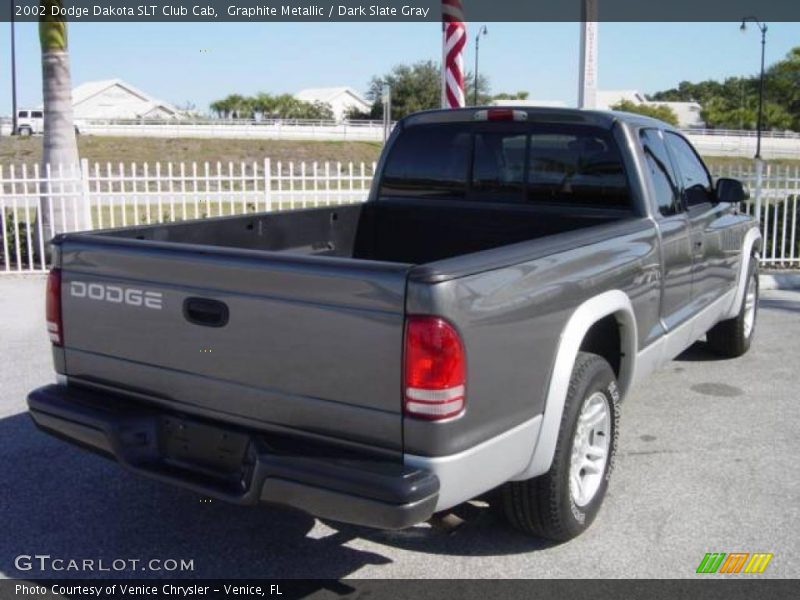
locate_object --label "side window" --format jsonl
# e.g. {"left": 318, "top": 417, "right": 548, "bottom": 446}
{"left": 31, "top": 111, "right": 43, "bottom": 118}
{"left": 664, "top": 132, "right": 714, "bottom": 207}
{"left": 640, "top": 129, "right": 681, "bottom": 216}
{"left": 18, "top": 111, "right": 28, "bottom": 118}
{"left": 380, "top": 125, "right": 470, "bottom": 199}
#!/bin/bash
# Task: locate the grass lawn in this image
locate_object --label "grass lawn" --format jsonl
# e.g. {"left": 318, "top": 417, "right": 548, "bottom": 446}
{"left": 0, "top": 136, "right": 383, "bottom": 170}
{"left": 3, "top": 135, "right": 798, "bottom": 172}
{"left": 704, "top": 156, "right": 800, "bottom": 169}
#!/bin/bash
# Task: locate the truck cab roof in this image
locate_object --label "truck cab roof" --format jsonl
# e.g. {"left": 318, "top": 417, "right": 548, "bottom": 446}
{"left": 401, "top": 106, "right": 680, "bottom": 134}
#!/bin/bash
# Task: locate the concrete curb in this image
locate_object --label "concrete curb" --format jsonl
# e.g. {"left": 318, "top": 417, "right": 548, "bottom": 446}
{"left": 760, "top": 272, "right": 800, "bottom": 291}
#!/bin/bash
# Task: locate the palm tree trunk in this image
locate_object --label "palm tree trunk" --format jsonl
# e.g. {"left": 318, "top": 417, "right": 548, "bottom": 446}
{"left": 39, "top": 1, "right": 89, "bottom": 242}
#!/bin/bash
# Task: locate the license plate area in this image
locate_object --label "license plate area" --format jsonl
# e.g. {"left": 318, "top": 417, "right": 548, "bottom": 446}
{"left": 158, "top": 416, "right": 252, "bottom": 479}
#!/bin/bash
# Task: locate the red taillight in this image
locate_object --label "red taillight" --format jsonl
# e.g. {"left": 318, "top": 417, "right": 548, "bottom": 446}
{"left": 487, "top": 108, "right": 514, "bottom": 121}
{"left": 404, "top": 316, "right": 466, "bottom": 420}
{"left": 474, "top": 108, "right": 528, "bottom": 122}
{"left": 46, "top": 268, "right": 63, "bottom": 346}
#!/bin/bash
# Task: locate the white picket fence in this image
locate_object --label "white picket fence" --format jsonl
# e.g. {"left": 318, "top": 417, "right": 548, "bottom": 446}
{"left": 1, "top": 159, "right": 798, "bottom": 274}
{"left": 0, "top": 159, "right": 376, "bottom": 274}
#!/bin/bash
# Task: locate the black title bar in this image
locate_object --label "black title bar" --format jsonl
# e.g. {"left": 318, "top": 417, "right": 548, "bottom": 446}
{"left": 3, "top": 0, "right": 800, "bottom": 22}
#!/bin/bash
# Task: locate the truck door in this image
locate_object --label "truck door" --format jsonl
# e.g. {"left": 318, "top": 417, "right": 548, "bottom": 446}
{"left": 664, "top": 132, "right": 732, "bottom": 309}
{"left": 640, "top": 129, "right": 694, "bottom": 333}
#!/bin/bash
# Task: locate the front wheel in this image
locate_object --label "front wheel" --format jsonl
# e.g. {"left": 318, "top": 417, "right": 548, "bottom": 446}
{"left": 707, "top": 258, "right": 758, "bottom": 358}
{"left": 500, "top": 352, "right": 619, "bottom": 541}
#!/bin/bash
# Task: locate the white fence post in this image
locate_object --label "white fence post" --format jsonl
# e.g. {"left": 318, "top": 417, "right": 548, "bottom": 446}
{"left": 264, "top": 158, "right": 271, "bottom": 212}
{"left": 81, "top": 158, "right": 91, "bottom": 230}
{"left": 754, "top": 158, "right": 764, "bottom": 232}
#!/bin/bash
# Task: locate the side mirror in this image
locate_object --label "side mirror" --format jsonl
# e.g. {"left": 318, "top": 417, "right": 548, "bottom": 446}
{"left": 716, "top": 178, "right": 749, "bottom": 206}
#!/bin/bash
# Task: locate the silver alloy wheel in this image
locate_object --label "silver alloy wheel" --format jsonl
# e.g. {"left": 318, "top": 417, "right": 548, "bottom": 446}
{"left": 743, "top": 271, "right": 758, "bottom": 339}
{"left": 569, "top": 391, "right": 611, "bottom": 507}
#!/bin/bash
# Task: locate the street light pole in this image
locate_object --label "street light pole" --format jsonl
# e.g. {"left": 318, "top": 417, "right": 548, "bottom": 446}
{"left": 473, "top": 25, "right": 487, "bottom": 106}
{"left": 740, "top": 17, "right": 768, "bottom": 223}
{"left": 756, "top": 25, "right": 767, "bottom": 159}
{"left": 740, "top": 17, "right": 768, "bottom": 159}
{"left": 10, "top": 7, "right": 18, "bottom": 135}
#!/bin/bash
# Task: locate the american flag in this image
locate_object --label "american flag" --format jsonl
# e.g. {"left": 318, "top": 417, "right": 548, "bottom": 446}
{"left": 442, "top": 0, "right": 467, "bottom": 109}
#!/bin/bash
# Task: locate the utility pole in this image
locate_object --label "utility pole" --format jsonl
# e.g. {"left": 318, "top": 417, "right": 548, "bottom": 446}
{"left": 578, "top": 0, "right": 599, "bottom": 109}
{"left": 473, "top": 25, "right": 487, "bottom": 105}
{"left": 11, "top": 7, "right": 19, "bottom": 135}
{"left": 382, "top": 84, "right": 391, "bottom": 144}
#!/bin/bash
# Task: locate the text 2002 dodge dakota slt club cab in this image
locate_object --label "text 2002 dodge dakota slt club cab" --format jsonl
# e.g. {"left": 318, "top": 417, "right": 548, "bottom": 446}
{"left": 28, "top": 108, "right": 760, "bottom": 541}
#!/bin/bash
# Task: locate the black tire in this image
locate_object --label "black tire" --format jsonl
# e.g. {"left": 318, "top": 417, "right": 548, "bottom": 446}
{"left": 500, "top": 352, "right": 619, "bottom": 541}
{"left": 17, "top": 127, "right": 32, "bottom": 137}
{"left": 707, "top": 258, "right": 759, "bottom": 358}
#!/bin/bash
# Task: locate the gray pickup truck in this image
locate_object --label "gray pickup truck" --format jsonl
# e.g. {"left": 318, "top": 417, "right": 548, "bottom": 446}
{"left": 28, "top": 107, "right": 760, "bottom": 541}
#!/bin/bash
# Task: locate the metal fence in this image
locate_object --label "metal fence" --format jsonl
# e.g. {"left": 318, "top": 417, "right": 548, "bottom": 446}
{"left": 1, "top": 159, "right": 798, "bottom": 274}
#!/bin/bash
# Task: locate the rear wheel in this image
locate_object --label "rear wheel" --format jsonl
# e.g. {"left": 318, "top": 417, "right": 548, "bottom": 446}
{"left": 707, "top": 259, "right": 758, "bottom": 358}
{"left": 500, "top": 352, "right": 619, "bottom": 541}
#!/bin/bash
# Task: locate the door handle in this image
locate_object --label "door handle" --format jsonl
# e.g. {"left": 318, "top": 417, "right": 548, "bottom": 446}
{"left": 183, "top": 298, "right": 229, "bottom": 328}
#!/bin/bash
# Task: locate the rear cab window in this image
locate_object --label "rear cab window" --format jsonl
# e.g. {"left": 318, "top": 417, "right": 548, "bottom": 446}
{"left": 379, "top": 122, "right": 632, "bottom": 211}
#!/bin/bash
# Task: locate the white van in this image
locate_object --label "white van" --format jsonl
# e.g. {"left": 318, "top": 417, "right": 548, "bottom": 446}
{"left": 15, "top": 110, "right": 82, "bottom": 136}
{"left": 16, "top": 109, "right": 44, "bottom": 135}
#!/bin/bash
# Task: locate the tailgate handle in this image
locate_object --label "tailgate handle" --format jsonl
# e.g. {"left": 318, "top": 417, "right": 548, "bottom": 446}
{"left": 183, "top": 298, "right": 229, "bottom": 328}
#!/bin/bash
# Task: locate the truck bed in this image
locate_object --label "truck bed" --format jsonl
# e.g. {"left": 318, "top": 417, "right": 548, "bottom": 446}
{"left": 100, "top": 199, "right": 631, "bottom": 266}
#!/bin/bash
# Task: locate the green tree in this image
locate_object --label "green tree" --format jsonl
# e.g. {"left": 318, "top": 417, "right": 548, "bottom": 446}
{"left": 492, "top": 91, "right": 530, "bottom": 101}
{"left": 343, "top": 105, "right": 374, "bottom": 120}
{"left": 39, "top": 0, "right": 89, "bottom": 238}
{"left": 210, "top": 93, "right": 333, "bottom": 120}
{"left": 649, "top": 46, "right": 800, "bottom": 131}
{"left": 365, "top": 60, "right": 492, "bottom": 119}
{"left": 611, "top": 99, "right": 679, "bottom": 126}
{"left": 765, "top": 46, "right": 800, "bottom": 130}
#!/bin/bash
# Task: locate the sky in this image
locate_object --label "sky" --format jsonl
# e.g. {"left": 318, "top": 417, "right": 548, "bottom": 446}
{"left": 1, "top": 21, "right": 798, "bottom": 115}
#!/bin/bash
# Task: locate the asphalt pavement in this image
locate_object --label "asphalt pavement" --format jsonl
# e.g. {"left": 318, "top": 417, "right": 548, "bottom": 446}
{"left": 1, "top": 275, "right": 797, "bottom": 579}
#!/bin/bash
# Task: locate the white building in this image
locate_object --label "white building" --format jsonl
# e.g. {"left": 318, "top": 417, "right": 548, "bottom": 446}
{"left": 44, "top": 79, "right": 182, "bottom": 120}
{"left": 596, "top": 90, "right": 704, "bottom": 128}
{"left": 294, "top": 87, "right": 371, "bottom": 121}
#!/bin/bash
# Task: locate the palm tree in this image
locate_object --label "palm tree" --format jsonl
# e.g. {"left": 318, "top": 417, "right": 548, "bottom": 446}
{"left": 39, "top": 0, "right": 89, "bottom": 240}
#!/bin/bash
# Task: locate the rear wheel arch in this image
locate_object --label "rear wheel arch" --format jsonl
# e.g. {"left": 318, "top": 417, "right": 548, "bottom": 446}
{"left": 513, "top": 290, "right": 637, "bottom": 481}
{"left": 580, "top": 315, "right": 623, "bottom": 378}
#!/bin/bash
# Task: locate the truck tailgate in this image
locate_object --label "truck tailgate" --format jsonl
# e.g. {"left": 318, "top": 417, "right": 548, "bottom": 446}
{"left": 56, "top": 236, "right": 410, "bottom": 453}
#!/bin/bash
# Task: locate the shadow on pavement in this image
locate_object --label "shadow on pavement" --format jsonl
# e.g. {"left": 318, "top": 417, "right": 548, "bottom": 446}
{"left": 675, "top": 294, "right": 800, "bottom": 362}
{"left": 759, "top": 297, "right": 800, "bottom": 314}
{"left": 673, "top": 340, "right": 725, "bottom": 362}
{"left": 0, "top": 412, "right": 549, "bottom": 580}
